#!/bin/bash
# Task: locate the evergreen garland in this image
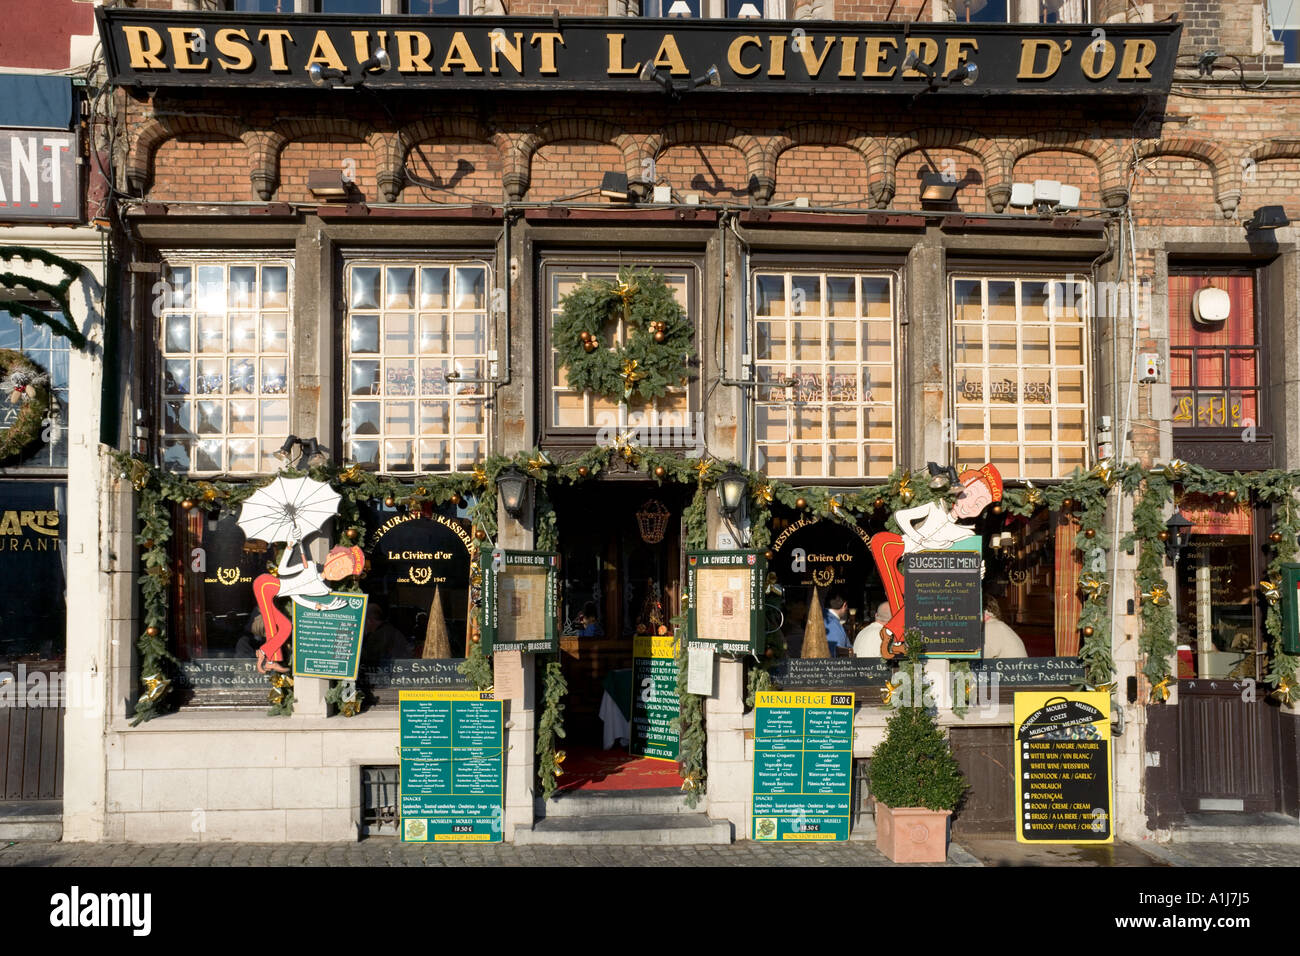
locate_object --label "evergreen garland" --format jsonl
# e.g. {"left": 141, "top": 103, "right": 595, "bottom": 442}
{"left": 553, "top": 267, "right": 695, "bottom": 404}
{"left": 0, "top": 245, "right": 88, "bottom": 349}
{"left": 672, "top": 630, "right": 707, "bottom": 808}
{"left": 536, "top": 657, "right": 568, "bottom": 800}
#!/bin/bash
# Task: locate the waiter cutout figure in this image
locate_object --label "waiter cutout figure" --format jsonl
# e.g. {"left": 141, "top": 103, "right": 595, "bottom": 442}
{"left": 869, "top": 463, "right": 1002, "bottom": 658}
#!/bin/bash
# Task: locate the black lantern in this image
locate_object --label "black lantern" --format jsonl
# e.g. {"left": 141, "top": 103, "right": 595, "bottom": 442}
{"left": 717, "top": 469, "right": 747, "bottom": 519}
{"left": 496, "top": 467, "right": 532, "bottom": 521}
{"left": 272, "top": 434, "right": 300, "bottom": 464}
{"left": 1165, "top": 510, "right": 1193, "bottom": 565}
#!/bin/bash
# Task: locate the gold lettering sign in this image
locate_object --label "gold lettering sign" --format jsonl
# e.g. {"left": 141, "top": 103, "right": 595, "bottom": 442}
{"left": 1118, "top": 38, "right": 1157, "bottom": 80}
{"left": 607, "top": 34, "right": 640, "bottom": 76}
{"left": 1018, "top": 38, "right": 1063, "bottom": 80}
{"left": 728, "top": 35, "right": 762, "bottom": 77}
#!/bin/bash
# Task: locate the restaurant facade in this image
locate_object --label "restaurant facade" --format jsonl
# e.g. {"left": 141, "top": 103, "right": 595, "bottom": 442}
{"left": 54, "top": 0, "right": 1300, "bottom": 844}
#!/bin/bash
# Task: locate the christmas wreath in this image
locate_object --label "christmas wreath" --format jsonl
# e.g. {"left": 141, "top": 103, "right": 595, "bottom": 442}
{"left": 0, "top": 349, "right": 51, "bottom": 463}
{"left": 554, "top": 267, "right": 694, "bottom": 404}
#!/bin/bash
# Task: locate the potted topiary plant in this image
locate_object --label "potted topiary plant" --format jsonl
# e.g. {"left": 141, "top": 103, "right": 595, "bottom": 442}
{"left": 869, "top": 635, "right": 968, "bottom": 863}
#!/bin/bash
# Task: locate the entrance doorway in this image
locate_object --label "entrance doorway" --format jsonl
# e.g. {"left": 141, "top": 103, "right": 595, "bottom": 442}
{"left": 550, "top": 480, "right": 687, "bottom": 791}
{"left": 1173, "top": 501, "right": 1282, "bottom": 813}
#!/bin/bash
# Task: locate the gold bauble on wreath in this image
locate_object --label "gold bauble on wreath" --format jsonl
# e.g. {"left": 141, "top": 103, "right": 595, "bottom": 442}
{"left": 450, "top": 493, "right": 462, "bottom": 506}
{"left": 764, "top": 549, "right": 774, "bottom": 561}
{"left": 383, "top": 495, "right": 396, "bottom": 508}
{"left": 346, "top": 527, "right": 360, "bottom": 541}
{"left": 577, "top": 466, "right": 589, "bottom": 478}
{"left": 1084, "top": 528, "right": 1096, "bottom": 538}
{"left": 874, "top": 497, "right": 885, "bottom": 509}
{"left": 180, "top": 499, "right": 195, "bottom": 511}
{"left": 474, "top": 528, "right": 487, "bottom": 540}
{"left": 654, "top": 465, "right": 667, "bottom": 478}
{"left": 1157, "top": 530, "right": 1169, "bottom": 541}
{"left": 1082, "top": 625, "right": 1095, "bottom": 638}
{"left": 1270, "top": 531, "right": 1283, "bottom": 544}
{"left": 145, "top": 626, "right": 160, "bottom": 637}
{"left": 795, "top": 497, "right": 807, "bottom": 510}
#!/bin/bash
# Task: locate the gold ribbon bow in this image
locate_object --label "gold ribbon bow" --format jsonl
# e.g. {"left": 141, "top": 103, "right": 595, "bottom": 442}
{"left": 615, "top": 429, "right": 641, "bottom": 463}
{"left": 1090, "top": 458, "right": 1116, "bottom": 488}
{"left": 471, "top": 465, "right": 489, "bottom": 488}
{"left": 1151, "top": 676, "right": 1171, "bottom": 702}
{"left": 880, "top": 681, "right": 897, "bottom": 705}
{"left": 1272, "top": 679, "right": 1293, "bottom": 704}
{"left": 141, "top": 672, "right": 169, "bottom": 703}
{"left": 1025, "top": 481, "right": 1045, "bottom": 507}
{"left": 340, "top": 699, "right": 362, "bottom": 717}
{"left": 680, "top": 773, "right": 700, "bottom": 792}
{"left": 527, "top": 450, "right": 552, "bottom": 474}
{"left": 614, "top": 276, "right": 639, "bottom": 305}
{"left": 339, "top": 464, "right": 363, "bottom": 483}
{"left": 753, "top": 483, "right": 774, "bottom": 505}
{"left": 1142, "top": 584, "right": 1170, "bottom": 606}
{"left": 1260, "top": 580, "right": 1281, "bottom": 605}
{"left": 1162, "top": 458, "right": 1188, "bottom": 480}
{"left": 1079, "top": 575, "right": 1107, "bottom": 601}
{"left": 897, "top": 473, "right": 914, "bottom": 504}
{"left": 620, "top": 358, "right": 646, "bottom": 399}
{"left": 197, "top": 481, "right": 220, "bottom": 502}
{"left": 694, "top": 457, "right": 716, "bottom": 480}
{"left": 553, "top": 750, "right": 566, "bottom": 777}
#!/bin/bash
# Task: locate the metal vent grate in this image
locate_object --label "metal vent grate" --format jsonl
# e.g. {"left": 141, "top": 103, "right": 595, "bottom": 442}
{"left": 361, "top": 765, "right": 400, "bottom": 836}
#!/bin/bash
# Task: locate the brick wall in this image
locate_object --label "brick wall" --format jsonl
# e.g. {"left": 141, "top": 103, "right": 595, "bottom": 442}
{"left": 1012, "top": 151, "right": 1102, "bottom": 208}
{"left": 527, "top": 141, "right": 627, "bottom": 201}
{"left": 896, "top": 147, "right": 987, "bottom": 212}
{"left": 771, "top": 145, "right": 872, "bottom": 205}
{"left": 402, "top": 140, "right": 505, "bottom": 204}
{"left": 654, "top": 144, "right": 752, "bottom": 200}
{"left": 148, "top": 136, "right": 248, "bottom": 203}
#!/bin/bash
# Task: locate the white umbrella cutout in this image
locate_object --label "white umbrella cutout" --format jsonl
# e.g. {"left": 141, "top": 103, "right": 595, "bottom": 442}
{"left": 237, "top": 475, "right": 342, "bottom": 545}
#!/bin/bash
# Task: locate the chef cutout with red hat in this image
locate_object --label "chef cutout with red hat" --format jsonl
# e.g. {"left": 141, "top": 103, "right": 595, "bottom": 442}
{"left": 868, "top": 463, "right": 1002, "bottom": 659}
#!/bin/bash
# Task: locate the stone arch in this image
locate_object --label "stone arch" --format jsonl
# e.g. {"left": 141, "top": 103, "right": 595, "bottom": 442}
{"left": 645, "top": 121, "right": 764, "bottom": 202}
{"left": 1008, "top": 132, "right": 1127, "bottom": 209}
{"left": 882, "top": 128, "right": 1006, "bottom": 211}
{"left": 126, "top": 114, "right": 247, "bottom": 198}
{"left": 512, "top": 118, "right": 636, "bottom": 202}
{"left": 1135, "top": 137, "right": 1236, "bottom": 217}
{"left": 386, "top": 115, "right": 494, "bottom": 202}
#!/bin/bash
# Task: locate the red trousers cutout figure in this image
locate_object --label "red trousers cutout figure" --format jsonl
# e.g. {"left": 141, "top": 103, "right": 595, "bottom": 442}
{"left": 253, "top": 573, "right": 292, "bottom": 663}
{"left": 869, "top": 533, "right": 908, "bottom": 658}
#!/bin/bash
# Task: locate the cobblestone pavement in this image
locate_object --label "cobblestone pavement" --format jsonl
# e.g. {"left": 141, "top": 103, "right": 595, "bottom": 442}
{"left": 0, "top": 837, "right": 1296, "bottom": 866}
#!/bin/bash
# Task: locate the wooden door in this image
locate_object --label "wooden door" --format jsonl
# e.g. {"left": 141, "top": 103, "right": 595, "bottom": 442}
{"left": 1178, "top": 679, "right": 1280, "bottom": 812}
{"left": 948, "top": 725, "right": 1015, "bottom": 835}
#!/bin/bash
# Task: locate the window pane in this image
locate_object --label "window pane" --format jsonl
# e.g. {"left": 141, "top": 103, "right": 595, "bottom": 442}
{"left": 350, "top": 315, "right": 380, "bottom": 354}
{"left": 386, "top": 268, "right": 415, "bottom": 310}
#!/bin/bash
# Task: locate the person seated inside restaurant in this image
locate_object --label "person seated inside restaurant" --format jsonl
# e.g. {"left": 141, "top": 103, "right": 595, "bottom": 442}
{"left": 983, "top": 597, "right": 1027, "bottom": 659}
{"left": 854, "top": 601, "right": 892, "bottom": 658}
{"left": 361, "top": 603, "right": 411, "bottom": 662}
{"left": 576, "top": 601, "right": 604, "bottom": 638}
{"left": 823, "top": 594, "right": 851, "bottom": 656}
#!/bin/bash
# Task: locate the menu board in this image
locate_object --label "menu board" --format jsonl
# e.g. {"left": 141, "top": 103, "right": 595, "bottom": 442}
{"left": 399, "top": 690, "right": 503, "bottom": 843}
{"left": 971, "top": 657, "right": 1086, "bottom": 686}
{"left": 752, "top": 691, "right": 854, "bottom": 842}
{"left": 685, "top": 550, "right": 765, "bottom": 655}
{"left": 291, "top": 592, "right": 368, "bottom": 680}
{"left": 771, "top": 658, "right": 893, "bottom": 688}
{"left": 481, "top": 550, "right": 558, "bottom": 654}
{"left": 1281, "top": 564, "right": 1300, "bottom": 655}
{"left": 903, "top": 542, "right": 983, "bottom": 659}
{"left": 1015, "top": 691, "right": 1113, "bottom": 844}
{"left": 630, "top": 635, "right": 679, "bottom": 760}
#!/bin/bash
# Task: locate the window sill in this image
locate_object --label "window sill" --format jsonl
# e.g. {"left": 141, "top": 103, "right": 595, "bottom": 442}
{"left": 110, "top": 708, "right": 399, "bottom": 734}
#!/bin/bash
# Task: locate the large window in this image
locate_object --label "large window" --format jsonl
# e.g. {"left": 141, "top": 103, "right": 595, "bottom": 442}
{"left": 753, "top": 270, "right": 896, "bottom": 479}
{"left": 1169, "top": 274, "right": 1260, "bottom": 433}
{"left": 0, "top": 308, "right": 71, "bottom": 470}
{"left": 159, "top": 258, "right": 292, "bottom": 475}
{"left": 230, "top": 0, "right": 471, "bottom": 11}
{"left": 954, "top": 0, "right": 1090, "bottom": 22}
{"left": 1270, "top": 0, "right": 1300, "bottom": 64}
{"left": 344, "top": 260, "right": 490, "bottom": 473}
{"left": 546, "top": 263, "right": 692, "bottom": 434}
{"left": 951, "top": 275, "right": 1090, "bottom": 479}
{"left": 642, "top": 0, "right": 786, "bottom": 16}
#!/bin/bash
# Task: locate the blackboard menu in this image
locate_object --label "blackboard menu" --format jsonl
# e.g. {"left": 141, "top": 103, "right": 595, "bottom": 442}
{"left": 770, "top": 658, "right": 894, "bottom": 688}
{"left": 399, "top": 690, "right": 503, "bottom": 843}
{"left": 971, "top": 658, "right": 1086, "bottom": 686}
{"left": 903, "top": 547, "right": 982, "bottom": 659}
{"left": 1014, "top": 691, "right": 1113, "bottom": 844}
{"left": 630, "top": 635, "right": 679, "bottom": 760}
{"left": 752, "top": 691, "right": 854, "bottom": 842}
{"left": 292, "top": 592, "right": 368, "bottom": 680}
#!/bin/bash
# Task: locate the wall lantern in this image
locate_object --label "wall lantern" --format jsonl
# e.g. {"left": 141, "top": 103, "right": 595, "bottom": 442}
{"left": 716, "top": 469, "right": 748, "bottom": 519}
{"left": 307, "top": 169, "right": 349, "bottom": 200}
{"left": 1164, "top": 510, "right": 1193, "bottom": 565}
{"left": 1244, "top": 205, "right": 1290, "bottom": 232}
{"left": 496, "top": 467, "right": 533, "bottom": 521}
{"left": 1191, "top": 282, "right": 1230, "bottom": 325}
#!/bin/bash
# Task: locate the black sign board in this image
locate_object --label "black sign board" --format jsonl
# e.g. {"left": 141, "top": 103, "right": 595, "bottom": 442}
{"left": 1015, "top": 691, "right": 1113, "bottom": 844}
{"left": 770, "top": 657, "right": 893, "bottom": 689}
{"left": 96, "top": 9, "right": 1180, "bottom": 97}
{"left": 903, "top": 548, "right": 982, "bottom": 659}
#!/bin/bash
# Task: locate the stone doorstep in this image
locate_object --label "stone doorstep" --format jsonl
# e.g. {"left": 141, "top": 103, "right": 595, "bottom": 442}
{"left": 0, "top": 800, "right": 62, "bottom": 841}
{"left": 534, "top": 787, "right": 694, "bottom": 819}
{"left": 514, "top": 812, "right": 734, "bottom": 846}
{"left": 1166, "top": 811, "right": 1300, "bottom": 845}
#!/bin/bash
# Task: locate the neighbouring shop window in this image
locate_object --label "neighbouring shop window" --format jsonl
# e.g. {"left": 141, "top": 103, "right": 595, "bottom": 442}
{"left": 951, "top": 275, "right": 1090, "bottom": 480}
{"left": 955, "top": 0, "right": 1090, "bottom": 22}
{"left": 344, "top": 260, "right": 490, "bottom": 473}
{"left": 547, "top": 264, "right": 693, "bottom": 434}
{"left": 158, "top": 258, "right": 292, "bottom": 475}
{"left": 754, "top": 271, "right": 896, "bottom": 479}
{"left": 0, "top": 308, "right": 70, "bottom": 470}
{"left": 1270, "top": 0, "right": 1300, "bottom": 64}
{"left": 985, "top": 508, "right": 1084, "bottom": 658}
{"left": 0, "top": 482, "right": 66, "bottom": 665}
{"left": 1168, "top": 274, "right": 1260, "bottom": 433}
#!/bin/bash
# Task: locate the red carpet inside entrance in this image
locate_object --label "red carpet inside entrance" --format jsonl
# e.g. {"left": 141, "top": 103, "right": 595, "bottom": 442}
{"left": 556, "top": 746, "right": 684, "bottom": 792}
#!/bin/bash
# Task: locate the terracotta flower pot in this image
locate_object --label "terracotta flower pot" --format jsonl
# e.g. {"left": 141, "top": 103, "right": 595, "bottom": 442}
{"left": 875, "top": 802, "right": 952, "bottom": 863}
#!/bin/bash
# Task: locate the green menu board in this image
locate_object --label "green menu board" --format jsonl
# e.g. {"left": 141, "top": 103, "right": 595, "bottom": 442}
{"left": 480, "top": 550, "right": 559, "bottom": 654}
{"left": 752, "top": 691, "right": 855, "bottom": 842}
{"left": 292, "top": 591, "right": 368, "bottom": 680}
{"left": 630, "top": 634, "right": 679, "bottom": 761}
{"left": 399, "top": 690, "right": 503, "bottom": 843}
{"left": 684, "top": 550, "right": 765, "bottom": 655}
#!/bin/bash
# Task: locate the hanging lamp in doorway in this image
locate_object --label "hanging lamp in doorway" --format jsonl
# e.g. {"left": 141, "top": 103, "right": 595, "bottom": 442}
{"left": 637, "top": 498, "right": 671, "bottom": 544}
